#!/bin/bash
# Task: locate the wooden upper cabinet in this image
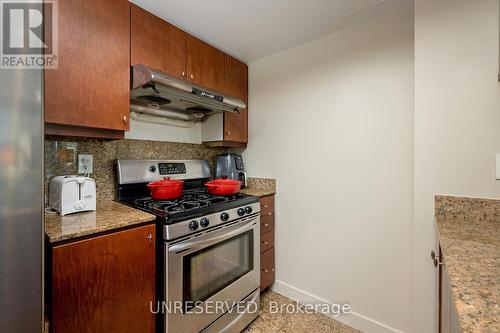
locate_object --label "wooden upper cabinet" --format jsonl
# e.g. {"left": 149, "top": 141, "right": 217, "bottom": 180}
{"left": 186, "top": 35, "right": 226, "bottom": 93}
{"left": 131, "top": 4, "right": 186, "bottom": 79}
{"left": 44, "top": 0, "right": 130, "bottom": 133}
{"left": 223, "top": 55, "right": 248, "bottom": 143}
{"left": 51, "top": 224, "right": 156, "bottom": 333}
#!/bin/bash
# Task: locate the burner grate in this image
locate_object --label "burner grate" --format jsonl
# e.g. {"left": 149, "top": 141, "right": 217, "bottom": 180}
{"left": 127, "top": 188, "right": 252, "bottom": 217}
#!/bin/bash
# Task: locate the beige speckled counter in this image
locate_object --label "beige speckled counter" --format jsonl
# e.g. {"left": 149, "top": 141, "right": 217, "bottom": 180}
{"left": 435, "top": 196, "right": 500, "bottom": 333}
{"left": 45, "top": 201, "right": 156, "bottom": 243}
{"left": 240, "top": 188, "right": 276, "bottom": 197}
{"left": 241, "top": 177, "right": 276, "bottom": 197}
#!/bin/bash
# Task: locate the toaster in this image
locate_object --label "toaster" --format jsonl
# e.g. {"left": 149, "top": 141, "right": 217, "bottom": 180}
{"left": 49, "top": 176, "right": 96, "bottom": 216}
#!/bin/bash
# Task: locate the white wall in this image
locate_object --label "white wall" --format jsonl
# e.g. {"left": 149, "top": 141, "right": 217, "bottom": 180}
{"left": 244, "top": 3, "right": 414, "bottom": 332}
{"left": 125, "top": 117, "right": 202, "bottom": 144}
{"left": 414, "top": 1, "right": 500, "bottom": 332}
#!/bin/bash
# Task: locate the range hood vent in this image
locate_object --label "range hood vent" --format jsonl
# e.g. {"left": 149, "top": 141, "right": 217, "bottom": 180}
{"left": 130, "top": 64, "right": 246, "bottom": 122}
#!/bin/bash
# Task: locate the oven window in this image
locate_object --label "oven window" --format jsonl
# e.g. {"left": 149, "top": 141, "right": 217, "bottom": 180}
{"left": 183, "top": 230, "right": 254, "bottom": 309}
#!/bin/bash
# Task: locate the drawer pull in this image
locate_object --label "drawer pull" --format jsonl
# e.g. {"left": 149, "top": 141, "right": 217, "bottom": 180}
{"left": 263, "top": 223, "right": 269, "bottom": 227}
{"left": 263, "top": 241, "right": 269, "bottom": 245}
{"left": 268, "top": 212, "right": 273, "bottom": 216}
{"left": 263, "top": 269, "right": 275, "bottom": 273}
{"left": 263, "top": 205, "right": 269, "bottom": 208}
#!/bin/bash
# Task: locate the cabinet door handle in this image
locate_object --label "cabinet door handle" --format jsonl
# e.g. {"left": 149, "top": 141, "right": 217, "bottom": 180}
{"left": 123, "top": 115, "right": 127, "bottom": 123}
{"left": 433, "top": 258, "right": 443, "bottom": 267}
{"left": 263, "top": 241, "right": 269, "bottom": 245}
{"left": 190, "top": 74, "right": 194, "bottom": 80}
{"left": 267, "top": 212, "right": 273, "bottom": 216}
{"left": 263, "top": 205, "right": 269, "bottom": 208}
{"left": 263, "top": 223, "right": 269, "bottom": 227}
{"left": 226, "top": 131, "right": 231, "bottom": 136}
{"left": 147, "top": 233, "right": 153, "bottom": 244}
{"left": 181, "top": 71, "right": 186, "bottom": 78}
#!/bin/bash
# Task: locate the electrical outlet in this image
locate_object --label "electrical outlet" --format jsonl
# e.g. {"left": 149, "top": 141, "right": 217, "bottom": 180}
{"left": 496, "top": 154, "right": 500, "bottom": 180}
{"left": 78, "top": 154, "right": 93, "bottom": 174}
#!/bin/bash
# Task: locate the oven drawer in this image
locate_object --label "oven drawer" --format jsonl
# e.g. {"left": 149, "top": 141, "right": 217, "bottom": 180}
{"left": 260, "top": 195, "right": 275, "bottom": 215}
{"left": 261, "top": 231, "right": 274, "bottom": 253}
{"left": 260, "top": 213, "right": 275, "bottom": 235}
{"left": 261, "top": 248, "right": 275, "bottom": 290}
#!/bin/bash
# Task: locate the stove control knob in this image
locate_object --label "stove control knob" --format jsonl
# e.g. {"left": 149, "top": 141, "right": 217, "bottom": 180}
{"left": 149, "top": 165, "right": 156, "bottom": 173}
{"left": 188, "top": 220, "right": 199, "bottom": 231}
{"left": 245, "top": 206, "right": 253, "bottom": 214}
{"left": 221, "top": 212, "right": 229, "bottom": 221}
{"left": 237, "top": 208, "right": 245, "bottom": 216}
{"left": 200, "top": 218, "right": 210, "bottom": 228}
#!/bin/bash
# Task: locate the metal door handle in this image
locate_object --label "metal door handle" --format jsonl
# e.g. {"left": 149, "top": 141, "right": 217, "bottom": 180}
{"left": 169, "top": 219, "right": 256, "bottom": 253}
{"left": 433, "top": 258, "right": 444, "bottom": 267}
{"left": 147, "top": 233, "right": 153, "bottom": 243}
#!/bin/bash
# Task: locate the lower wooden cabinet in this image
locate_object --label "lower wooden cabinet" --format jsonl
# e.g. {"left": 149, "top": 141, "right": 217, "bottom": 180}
{"left": 437, "top": 246, "right": 460, "bottom": 333}
{"left": 49, "top": 224, "right": 156, "bottom": 333}
{"left": 261, "top": 248, "right": 275, "bottom": 290}
{"left": 259, "top": 194, "right": 276, "bottom": 290}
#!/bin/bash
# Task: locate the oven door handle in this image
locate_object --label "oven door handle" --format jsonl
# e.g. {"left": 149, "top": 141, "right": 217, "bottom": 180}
{"left": 168, "top": 219, "right": 256, "bottom": 253}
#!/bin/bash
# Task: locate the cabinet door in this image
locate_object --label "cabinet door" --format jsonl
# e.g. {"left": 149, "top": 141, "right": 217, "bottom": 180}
{"left": 44, "top": 0, "right": 130, "bottom": 131}
{"left": 223, "top": 55, "right": 248, "bottom": 143}
{"left": 51, "top": 225, "right": 156, "bottom": 333}
{"left": 131, "top": 4, "right": 186, "bottom": 79}
{"left": 186, "top": 35, "right": 225, "bottom": 93}
{"left": 261, "top": 248, "right": 275, "bottom": 290}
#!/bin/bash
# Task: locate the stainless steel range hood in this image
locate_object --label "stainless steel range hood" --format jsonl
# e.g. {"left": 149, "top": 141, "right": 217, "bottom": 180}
{"left": 131, "top": 64, "right": 246, "bottom": 122}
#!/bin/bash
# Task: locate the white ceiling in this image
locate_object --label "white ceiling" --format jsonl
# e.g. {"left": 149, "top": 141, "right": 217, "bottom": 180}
{"left": 130, "top": 0, "right": 407, "bottom": 63}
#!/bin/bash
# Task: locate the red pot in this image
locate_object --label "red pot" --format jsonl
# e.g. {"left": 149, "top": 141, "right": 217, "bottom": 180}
{"left": 147, "top": 177, "right": 184, "bottom": 200}
{"left": 205, "top": 178, "right": 241, "bottom": 195}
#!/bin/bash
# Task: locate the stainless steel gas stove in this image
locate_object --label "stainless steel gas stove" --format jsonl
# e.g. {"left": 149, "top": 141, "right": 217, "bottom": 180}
{"left": 116, "top": 160, "right": 260, "bottom": 333}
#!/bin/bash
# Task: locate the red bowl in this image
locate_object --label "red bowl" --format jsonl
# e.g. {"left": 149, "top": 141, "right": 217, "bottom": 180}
{"left": 205, "top": 178, "right": 241, "bottom": 195}
{"left": 147, "top": 177, "right": 184, "bottom": 200}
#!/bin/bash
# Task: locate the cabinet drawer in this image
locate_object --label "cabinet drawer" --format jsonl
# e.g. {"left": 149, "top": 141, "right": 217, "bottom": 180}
{"left": 260, "top": 195, "right": 275, "bottom": 215}
{"left": 260, "top": 214, "right": 275, "bottom": 235}
{"left": 261, "top": 231, "right": 274, "bottom": 253}
{"left": 260, "top": 248, "right": 275, "bottom": 290}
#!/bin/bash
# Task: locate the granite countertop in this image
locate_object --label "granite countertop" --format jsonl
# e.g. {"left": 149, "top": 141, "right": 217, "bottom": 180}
{"left": 241, "top": 177, "right": 276, "bottom": 198}
{"left": 435, "top": 196, "right": 500, "bottom": 333}
{"left": 45, "top": 201, "right": 156, "bottom": 243}
{"left": 240, "top": 188, "right": 276, "bottom": 197}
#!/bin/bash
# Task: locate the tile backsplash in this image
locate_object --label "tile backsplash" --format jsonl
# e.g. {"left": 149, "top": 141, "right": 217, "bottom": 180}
{"left": 44, "top": 136, "right": 226, "bottom": 204}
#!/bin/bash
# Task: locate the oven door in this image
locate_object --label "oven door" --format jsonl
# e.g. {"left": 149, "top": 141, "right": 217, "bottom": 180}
{"left": 165, "top": 215, "right": 260, "bottom": 333}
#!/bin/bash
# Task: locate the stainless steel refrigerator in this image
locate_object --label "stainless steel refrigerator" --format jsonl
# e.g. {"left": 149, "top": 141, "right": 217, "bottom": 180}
{"left": 0, "top": 65, "right": 44, "bottom": 330}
